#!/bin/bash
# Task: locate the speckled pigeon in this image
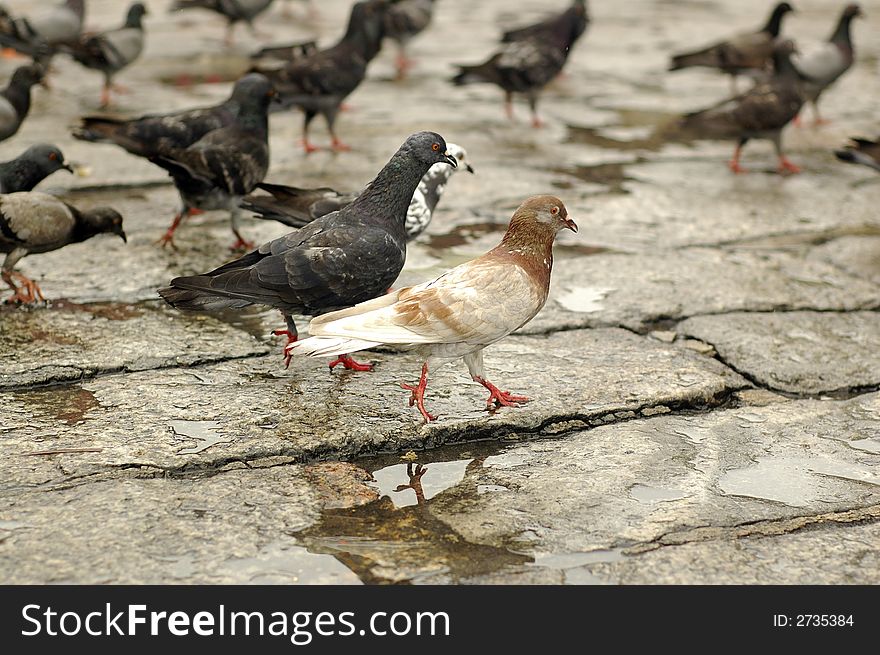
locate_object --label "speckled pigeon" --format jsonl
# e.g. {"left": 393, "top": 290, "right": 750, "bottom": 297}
{"left": 383, "top": 0, "right": 436, "bottom": 79}
{"left": 450, "top": 0, "right": 589, "bottom": 127}
{"left": 0, "top": 144, "right": 72, "bottom": 193}
{"left": 792, "top": 3, "right": 862, "bottom": 126}
{"left": 0, "top": 63, "right": 44, "bottom": 143}
{"left": 159, "top": 131, "right": 458, "bottom": 370}
{"left": 147, "top": 74, "right": 276, "bottom": 250}
{"left": 0, "top": 0, "right": 85, "bottom": 62}
{"left": 288, "top": 195, "right": 577, "bottom": 422}
{"left": 669, "top": 2, "right": 793, "bottom": 90}
{"left": 678, "top": 40, "right": 804, "bottom": 174}
{"left": 253, "top": 0, "right": 388, "bottom": 152}
{"left": 835, "top": 136, "right": 880, "bottom": 172}
{"left": 171, "top": 0, "right": 275, "bottom": 46}
{"left": 0, "top": 191, "right": 125, "bottom": 304}
{"left": 72, "top": 73, "right": 273, "bottom": 159}
{"left": 62, "top": 2, "right": 147, "bottom": 107}
{"left": 242, "top": 142, "right": 474, "bottom": 239}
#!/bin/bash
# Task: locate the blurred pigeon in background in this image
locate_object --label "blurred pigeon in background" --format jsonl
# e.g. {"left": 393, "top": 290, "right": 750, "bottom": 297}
{"left": 383, "top": 0, "right": 436, "bottom": 79}
{"left": 0, "top": 63, "right": 44, "bottom": 142}
{"left": 158, "top": 131, "right": 457, "bottom": 370}
{"left": 170, "top": 0, "right": 275, "bottom": 46}
{"left": 288, "top": 194, "right": 577, "bottom": 422}
{"left": 0, "top": 0, "right": 85, "bottom": 62}
{"left": 835, "top": 136, "right": 880, "bottom": 172}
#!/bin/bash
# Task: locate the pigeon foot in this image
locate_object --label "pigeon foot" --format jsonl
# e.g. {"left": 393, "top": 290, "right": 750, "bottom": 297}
{"left": 229, "top": 236, "right": 255, "bottom": 251}
{"left": 328, "top": 353, "right": 373, "bottom": 372}
{"left": 330, "top": 138, "right": 351, "bottom": 152}
{"left": 474, "top": 376, "right": 529, "bottom": 409}
{"left": 728, "top": 160, "right": 747, "bottom": 174}
{"left": 401, "top": 363, "right": 435, "bottom": 422}
{"left": 3, "top": 271, "right": 45, "bottom": 304}
{"left": 275, "top": 329, "right": 298, "bottom": 368}
{"left": 777, "top": 157, "right": 801, "bottom": 175}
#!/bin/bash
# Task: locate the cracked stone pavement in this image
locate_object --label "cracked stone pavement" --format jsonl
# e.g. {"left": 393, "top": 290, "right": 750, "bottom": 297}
{"left": 1, "top": 0, "right": 879, "bottom": 584}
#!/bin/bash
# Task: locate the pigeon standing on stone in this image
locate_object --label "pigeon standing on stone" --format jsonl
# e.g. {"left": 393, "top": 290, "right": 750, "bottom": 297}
{"left": 72, "top": 73, "right": 273, "bottom": 159}
{"left": 0, "top": 63, "right": 44, "bottom": 143}
{"left": 0, "top": 0, "right": 85, "bottom": 61}
{"left": 0, "top": 192, "right": 125, "bottom": 304}
{"left": 243, "top": 143, "right": 474, "bottom": 239}
{"left": 0, "top": 144, "right": 72, "bottom": 193}
{"left": 792, "top": 3, "right": 862, "bottom": 126}
{"left": 63, "top": 2, "right": 147, "bottom": 107}
{"left": 669, "top": 2, "right": 794, "bottom": 91}
{"left": 450, "top": 0, "right": 589, "bottom": 127}
{"left": 678, "top": 40, "right": 804, "bottom": 174}
{"left": 170, "top": 0, "right": 275, "bottom": 46}
{"left": 835, "top": 137, "right": 880, "bottom": 172}
{"left": 147, "top": 74, "right": 277, "bottom": 250}
{"left": 288, "top": 195, "right": 577, "bottom": 422}
{"left": 158, "top": 131, "right": 457, "bottom": 370}
{"left": 383, "top": 0, "right": 436, "bottom": 79}
{"left": 254, "top": 0, "right": 388, "bottom": 152}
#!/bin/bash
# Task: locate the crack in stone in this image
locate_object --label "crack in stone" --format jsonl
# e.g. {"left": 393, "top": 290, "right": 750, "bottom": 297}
{"left": 622, "top": 504, "right": 880, "bottom": 556}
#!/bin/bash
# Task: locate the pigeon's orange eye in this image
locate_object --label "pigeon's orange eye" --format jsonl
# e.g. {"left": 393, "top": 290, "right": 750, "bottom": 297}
{"left": 49, "top": 152, "right": 57, "bottom": 161}
{"left": 431, "top": 143, "right": 440, "bottom": 151}
{"left": 550, "top": 206, "right": 559, "bottom": 215}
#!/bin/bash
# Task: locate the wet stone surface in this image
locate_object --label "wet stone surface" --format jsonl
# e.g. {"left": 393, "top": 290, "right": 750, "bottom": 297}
{"left": 1, "top": 0, "right": 879, "bottom": 583}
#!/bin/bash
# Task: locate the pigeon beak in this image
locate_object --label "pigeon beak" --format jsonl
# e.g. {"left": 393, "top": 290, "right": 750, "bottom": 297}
{"left": 443, "top": 152, "right": 458, "bottom": 168}
{"left": 61, "top": 163, "right": 74, "bottom": 174}
{"left": 465, "top": 163, "right": 475, "bottom": 174}
{"left": 564, "top": 218, "right": 578, "bottom": 233}
{"left": 117, "top": 229, "right": 127, "bottom": 243}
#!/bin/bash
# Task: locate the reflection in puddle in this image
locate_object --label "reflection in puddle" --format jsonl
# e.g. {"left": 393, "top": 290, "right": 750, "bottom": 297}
{"left": 372, "top": 460, "right": 472, "bottom": 508}
{"left": 12, "top": 386, "right": 100, "bottom": 425}
{"left": 170, "top": 420, "right": 233, "bottom": 455}
{"left": 422, "top": 222, "right": 508, "bottom": 251}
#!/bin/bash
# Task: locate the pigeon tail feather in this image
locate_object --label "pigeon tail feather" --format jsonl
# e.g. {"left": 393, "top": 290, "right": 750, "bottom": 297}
{"left": 288, "top": 335, "right": 378, "bottom": 359}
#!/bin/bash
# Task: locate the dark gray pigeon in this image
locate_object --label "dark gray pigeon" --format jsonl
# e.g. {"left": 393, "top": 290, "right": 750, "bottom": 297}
{"left": 243, "top": 142, "right": 473, "bottom": 239}
{"left": 0, "top": 64, "right": 44, "bottom": 143}
{"left": 792, "top": 3, "right": 862, "bottom": 126}
{"left": 63, "top": 2, "right": 147, "bottom": 107}
{"left": 678, "top": 40, "right": 804, "bottom": 174}
{"left": 159, "top": 131, "right": 457, "bottom": 370}
{"left": 0, "top": 144, "right": 72, "bottom": 193}
{"left": 451, "top": 0, "right": 588, "bottom": 127}
{"left": 669, "top": 2, "right": 793, "bottom": 89}
{"left": 0, "top": 191, "right": 125, "bottom": 304}
{"left": 254, "top": 0, "right": 388, "bottom": 152}
{"left": 171, "top": 0, "right": 275, "bottom": 46}
{"left": 835, "top": 136, "right": 880, "bottom": 172}
{"left": 72, "top": 73, "right": 272, "bottom": 159}
{"left": 383, "top": 0, "right": 436, "bottom": 79}
{"left": 148, "top": 74, "right": 276, "bottom": 249}
{"left": 0, "top": 0, "right": 85, "bottom": 62}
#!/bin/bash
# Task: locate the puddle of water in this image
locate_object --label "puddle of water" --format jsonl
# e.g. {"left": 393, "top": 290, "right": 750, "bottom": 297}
{"left": 630, "top": 483, "right": 688, "bottom": 504}
{"left": 554, "top": 286, "right": 612, "bottom": 313}
{"left": 222, "top": 541, "right": 361, "bottom": 585}
{"left": 483, "top": 451, "right": 532, "bottom": 469}
{"left": 170, "top": 420, "right": 233, "bottom": 455}
{"left": 553, "top": 162, "right": 637, "bottom": 194}
{"left": 848, "top": 438, "right": 880, "bottom": 454}
{"left": 371, "top": 459, "right": 473, "bottom": 508}
{"left": 533, "top": 549, "right": 623, "bottom": 569}
{"left": 422, "top": 222, "right": 508, "bottom": 250}
{"left": 12, "top": 386, "right": 100, "bottom": 425}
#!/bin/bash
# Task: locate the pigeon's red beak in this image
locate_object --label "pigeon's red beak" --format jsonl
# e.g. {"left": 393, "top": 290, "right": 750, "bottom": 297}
{"left": 564, "top": 217, "right": 578, "bottom": 233}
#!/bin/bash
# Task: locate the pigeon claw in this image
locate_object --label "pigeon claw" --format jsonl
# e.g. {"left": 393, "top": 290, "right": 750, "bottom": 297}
{"left": 401, "top": 363, "right": 436, "bottom": 422}
{"left": 330, "top": 138, "right": 352, "bottom": 152}
{"left": 155, "top": 231, "right": 179, "bottom": 249}
{"left": 777, "top": 157, "right": 801, "bottom": 175}
{"left": 274, "top": 330, "right": 298, "bottom": 369}
{"left": 3, "top": 271, "right": 45, "bottom": 305}
{"left": 727, "top": 160, "right": 747, "bottom": 174}
{"left": 474, "top": 376, "right": 529, "bottom": 409}
{"left": 229, "top": 237, "right": 255, "bottom": 251}
{"left": 328, "top": 354, "right": 373, "bottom": 372}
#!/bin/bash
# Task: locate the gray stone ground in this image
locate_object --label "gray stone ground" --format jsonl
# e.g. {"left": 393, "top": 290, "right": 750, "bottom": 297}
{"left": 1, "top": 0, "right": 879, "bottom": 584}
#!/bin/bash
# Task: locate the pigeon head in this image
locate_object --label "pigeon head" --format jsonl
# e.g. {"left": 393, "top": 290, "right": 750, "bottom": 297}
{"left": 403, "top": 131, "right": 457, "bottom": 169}
{"left": 446, "top": 143, "right": 475, "bottom": 174}
{"left": 10, "top": 64, "right": 45, "bottom": 90}
{"left": 23, "top": 144, "right": 73, "bottom": 175}
{"left": 503, "top": 195, "right": 577, "bottom": 247}
{"left": 80, "top": 207, "right": 127, "bottom": 243}
{"left": 843, "top": 4, "right": 863, "bottom": 19}
{"left": 125, "top": 2, "right": 148, "bottom": 28}
{"left": 231, "top": 73, "right": 278, "bottom": 107}
{"left": 771, "top": 39, "right": 799, "bottom": 76}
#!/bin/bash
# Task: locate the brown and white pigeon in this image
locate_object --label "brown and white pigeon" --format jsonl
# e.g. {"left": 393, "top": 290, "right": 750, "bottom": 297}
{"left": 669, "top": 2, "right": 794, "bottom": 90}
{"left": 0, "top": 63, "right": 45, "bottom": 143}
{"left": 0, "top": 192, "right": 125, "bottom": 304}
{"left": 678, "top": 40, "right": 804, "bottom": 174}
{"left": 792, "top": 3, "right": 862, "bottom": 126}
{"left": 835, "top": 136, "right": 880, "bottom": 172}
{"left": 383, "top": 0, "right": 436, "bottom": 79}
{"left": 287, "top": 194, "right": 577, "bottom": 422}
{"left": 170, "top": 0, "right": 275, "bottom": 46}
{"left": 62, "top": 2, "right": 147, "bottom": 107}
{"left": 242, "top": 142, "right": 474, "bottom": 239}
{"left": 450, "top": 0, "right": 589, "bottom": 127}
{"left": 0, "top": 144, "right": 72, "bottom": 193}
{"left": 0, "top": 0, "right": 85, "bottom": 62}
{"left": 254, "top": 0, "right": 388, "bottom": 153}
{"left": 158, "top": 131, "right": 457, "bottom": 371}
